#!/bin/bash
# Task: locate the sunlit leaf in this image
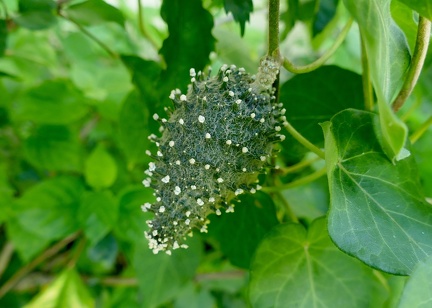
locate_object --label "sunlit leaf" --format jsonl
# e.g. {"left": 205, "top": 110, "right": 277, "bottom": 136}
{"left": 398, "top": 255, "right": 432, "bottom": 307}
{"left": 65, "top": 0, "right": 125, "bottom": 27}
{"left": 396, "top": 0, "right": 432, "bottom": 20}
{"left": 84, "top": 144, "right": 117, "bottom": 190}
{"left": 322, "top": 109, "right": 432, "bottom": 275}
{"left": 24, "top": 268, "right": 93, "bottom": 308}
{"left": 223, "top": 0, "right": 253, "bottom": 36}
{"left": 249, "top": 218, "right": 382, "bottom": 307}
{"left": 343, "top": 0, "right": 410, "bottom": 162}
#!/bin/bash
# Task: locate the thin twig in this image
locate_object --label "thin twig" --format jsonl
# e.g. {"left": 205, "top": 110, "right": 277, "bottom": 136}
{"left": 279, "top": 156, "right": 321, "bottom": 175}
{"left": 0, "top": 242, "right": 14, "bottom": 279}
{"left": 283, "top": 122, "right": 325, "bottom": 159}
{"left": 283, "top": 18, "right": 353, "bottom": 74}
{"left": 410, "top": 116, "right": 432, "bottom": 144}
{"left": 360, "top": 33, "right": 373, "bottom": 111}
{"left": 0, "top": 232, "right": 80, "bottom": 299}
{"left": 263, "top": 167, "right": 327, "bottom": 192}
{"left": 393, "top": 17, "right": 431, "bottom": 112}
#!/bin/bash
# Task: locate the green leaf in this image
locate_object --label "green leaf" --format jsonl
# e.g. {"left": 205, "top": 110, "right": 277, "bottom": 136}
{"left": 313, "top": 0, "right": 339, "bottom": 37}
{"left": 15, "top": 0, "right": 57, "bottom": 30}
{"left": 118, "top": 90, "right": 151, "bottom": 167}
{"left": 84, "top": 144, "right": 117, "bottom": 190}
{"left": 79, "top": 191, "right": 117, "bottom": 245}
{"left": 23, "top": 125, "right": 82, "bottom": 172}
{"left": 7, "top": 176, "right": 84, "bottom": 261}
{"left": 343, "top": 0, "right": 410, "bottom": 162}
{"left": 223, "top": 0, "right": 253, "bottom": 36}
{"left": 24, "top": 268, "right": 94, "bottom": 308}
{"left": 174, "top": 283, "right": 216, "bottom": 308}
{"left": 12, "top": 80, "right": 90, "bottom": 125}
{"left": 279, "top": 65, "right": 364, "bottom": 146}
{"left": 322, "top": 109, "right": 432, "bottom": 275}
{"left": 391, "top": 1, "right": 418, "bottom": 52}
{"left": 133, "top": 237, "right": 202, "bottom": 308}
{"left": 208, "top": 192, "right": 279, "bottom": 269}
{"left": 397, "top": 0, "right": 432, "bottom": 20}
{"left": 160, "top": 0, "right": 215, "bottom": 93}
{"left": 249, "top": 218, "right": 381, "bottom": 308}
{"left": 0, "top": 19, "right": 7, "bottom": 57}
{"left": 65, "top": 0, "right": 125, "bottom": 27}
{"left": 398, "top": 255, "right": 432, "bottom": 308}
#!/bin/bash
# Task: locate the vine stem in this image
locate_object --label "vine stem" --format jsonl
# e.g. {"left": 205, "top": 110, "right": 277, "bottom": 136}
{"left": 268, "top": 0, "right": 280, "bottom": 57}
{"left": 360, "top": 33, "right": 373, "bottom": 111}
{"left": 0, "top": 232, "right": 80, "bottom": 299}
{"left": 263, "top": 167, "right": 327, "bottom": 192}
{"left": 284, "top": 121, "right": 325, "bottom": 159}
{"left": 282, "top": 18, "right": 353, "bottom": 74}
{"left": 280, "top": 156, "right": 321, "bottom": 174}
{"left": 392, "top": 17, "right": 431, "bottom": 112}
{"left": 410, "top": 115, "right": 432, "bottom": 144}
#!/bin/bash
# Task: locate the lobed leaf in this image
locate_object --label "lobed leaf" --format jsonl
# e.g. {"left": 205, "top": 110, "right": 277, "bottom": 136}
{"left": 223, "top": 0, "right": 253, "bottom": 36}
{"left": 249, "top": 218, "right": 381, "bottom": 308}
{"left": 322, "top": 109, "right": 432, "bottom": 275}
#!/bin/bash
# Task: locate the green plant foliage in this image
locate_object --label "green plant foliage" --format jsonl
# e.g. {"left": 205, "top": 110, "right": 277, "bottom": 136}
{"left": 15, "top": 0, "right": 57, "bottom": 30}
{"left": 249, "top": 218, "right": 383, "bottom": 308}
{"left": 322, "top": 109, "right": 432, "bottom": 275}
{"left": 313, "top": 0, "right": 339, "bottom": 36}
{"left": 64, "top": 0, "right": 125, "bottom": 27}
{"left": 84, "top": 144, "right": 118, "bottom": 190}
{"left": 397, "top": 0, "right": 432, "bottom": 20}
{"left": 0, "top": 19, "right": 6, "bottom": 57}
{"left": 224, "top": 0, "right": 254, "bottom": 36}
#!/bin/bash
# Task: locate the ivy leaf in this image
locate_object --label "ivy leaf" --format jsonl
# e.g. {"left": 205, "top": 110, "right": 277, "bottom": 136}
{"left": 65, "top": 0, "right": 125, "bottom": 27}
{"left": 12, "top": 80, "right": 90, "bottom": 125}
{"left": 159, "top": 0, "right": 215, "bottom": 94}
{"left": 398, "top": 255, "right": 432, "bottom": 307}
{"left": 23, "top": 125, "right": 82, "bottom": 172}
{"left": 313, "top": 0, "right": 339, "bottom": 37}
{"left": 391, "top": 1, "right": 418, "bottom": 52}
{"left": 15, "top": 0, "right": 57, "bottom": 30}
{"left": 84, "top": 144, "right": 118, "bottom": 190}
{"left": 224, "top": 0, "right": 253, "bottom": 36}
{"left": 208, "top": 192, "right": 279, "bottom": 269}
{"left": 249, "top": 218, "right": 382, "bottom": 307}
{"left": 0, "top": 19, "right": 6, "bottom": 57}
{"left": 396, "top": 0, "right": 432, "bottom": 20}
{"left": 25, "top": 268, "right": 94, "bottom": 308}
{"left": 133, "top": 237, "right": 202, "bottom": 308}
{"left": 279, "top": 65, "right": 364, "bottom": 146}
{"left": 118, "top": 90, "right": 151, "bottom": 167}
{"left": 343, "top": 0, "right": 410, "bottom": 162}
{"left": 322, "top": 109, "right": 432, "bottom": 275}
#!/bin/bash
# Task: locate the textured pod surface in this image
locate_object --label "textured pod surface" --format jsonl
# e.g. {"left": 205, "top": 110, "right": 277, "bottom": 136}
{"left": 142, "top": 59, "right": 285, "bottom": 254}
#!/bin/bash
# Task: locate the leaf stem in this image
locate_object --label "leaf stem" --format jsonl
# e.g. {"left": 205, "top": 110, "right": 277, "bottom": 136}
{"left": 392, "top": 17, "right": 431, "bottom": 112}
{"left": 410, "top": 115, "right": 432, "bottom": 144}
{"left": 268, "top": 0, "right": 280, "bottom": 57}
{"left": 283, "top": 121, "right": 325, "bottom": 159}
{"left": 360, "top": 33, "right": 373, "bottom": 111}
{"left": 282, "top": 18, "right": 353, "bottom": 74}
{"left": 59, "top": 14, "right": 118, "bottom": 58}
{"left": 0, "top": 242, "right": 14, "bottom": 279}
{"left": 276, "top": 191, "right": 299, "bottom": 222}
{"left": 137, "top": 0, "right": 159, "bottom": 51}
{"left": 0, "top": 232, "right": 79, "bottom": 299}
{"left": 280, "top": 156, "right": 321, "bottom": 174}
{"left": 263, "top": 167, "right": 327, "bottom": 192}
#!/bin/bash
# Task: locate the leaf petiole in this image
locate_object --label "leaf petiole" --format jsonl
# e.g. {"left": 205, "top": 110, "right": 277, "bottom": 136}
{"left": 283, "top": 121, "right": 325, "bottom": 159}
{"left": 410, "top": 115, "right": 432, "bottom": 144}
{"left": 263, "top": 167, "right": 327, "bottom": 192}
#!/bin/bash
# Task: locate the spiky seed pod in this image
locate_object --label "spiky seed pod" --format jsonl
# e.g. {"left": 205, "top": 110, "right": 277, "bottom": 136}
{"left": 142, "top": 57, "right": 284, "bottom": 254}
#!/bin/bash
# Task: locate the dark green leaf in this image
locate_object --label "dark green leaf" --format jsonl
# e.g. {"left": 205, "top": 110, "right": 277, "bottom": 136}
{"left": 208, "top": 192, "right": 279, "bottom": 269}
{"left": 223, "top": 0, "right": 253, "bottom": 36}
{"left": 397, "top": 0, "right": 432, "bottom": 20}
{"left": 0, "top": 19, "right": 7, "bottom": 57}
{"left": 279, "top": 65, "right": 364, "bottom": 146}
{"left": 12, "top": 80, "right": 90, "bottom": 125}
{"left": 25, "top": 268, "right": 94, "bottom": 308}
{"left": 280, "top": 0, "right": 299, "bottom": 39}
{"left": 133, "top": 237, "right": 202, "bottom": 308}
{"left": 118, "top": 90, "right": 151, "bottom": 167}
{"left": 84, "top": 144, "right": 117, "bottom": 190}
{"left": 79, "top": 191, "right": 117, "bottom": 245}
{"left": 160, "top": 0, "right": 215, "bottom": 94}
{"left": 15, "top": 0, "right": 57, "bottom": 30}
{"left": 398, "top": 255, "right": 432, "bottom": 307}
{"left": 322, "top": 109, "right": 432, "bottom": 275}
{"left": 343, "top": 0, "right": 410, "bottom": 162}
{"left": 65, "top": 0, "right": 125, "bottom": 27}
{"left": 7, "top": 176, "right": 84, "bottom": 261}
{"left": 78, "top": 233, "right": 118, "bottom": 274}
{"left": 249, "top": 218, "right": 381, "bottom": 307}
{"left": 23, "top": 125, "right": 82, "bottom": 172}
{"left": 313, "top": 0, "right": 339, "bottom": 36}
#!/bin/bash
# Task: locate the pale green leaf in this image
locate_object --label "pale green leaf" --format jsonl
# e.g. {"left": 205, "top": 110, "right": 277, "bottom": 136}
{"left": 84, "top": 144, "right": 117, "bottom": 189}
{"left": 397, "top": 0, "right": 432, "bottom": 20}
{"left": 398, "top": 255, "right": 432, "bottom": 308}
{"left": 249, "top": 218, "right": 381, "bottom": 308}
{"left": 65, "top": 0, "right": 125, "bottom": 27}
{"left": 25, "top": 268, "right": 93, "bottom": 308}
{"left": 322, "top": 109, "right": 432, "bottom": 275}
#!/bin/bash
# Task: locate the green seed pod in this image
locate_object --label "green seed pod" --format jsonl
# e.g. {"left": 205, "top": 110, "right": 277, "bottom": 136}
{"left": 142, "top": 57, "right": 284, "bottom": 254}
